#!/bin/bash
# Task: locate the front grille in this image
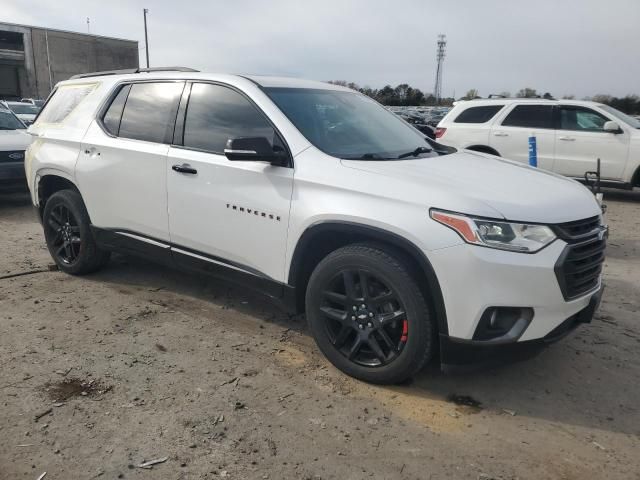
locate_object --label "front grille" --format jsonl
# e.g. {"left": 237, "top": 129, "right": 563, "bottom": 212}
{"left": 553, "top": 216, "right": 606, "bottom": 300}
{"left": 553, "top": 215, "right": 601, "bottom": 241}
{"left": 0, "top": 150, "right": 25, "bottom": 164}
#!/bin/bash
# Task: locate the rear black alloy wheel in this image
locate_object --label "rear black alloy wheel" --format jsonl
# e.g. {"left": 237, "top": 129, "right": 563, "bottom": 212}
{"left": 306, "top": 243, "right": 435, "bottom": 384}
{"left": 42, "top": 190, "right": 110, "bottom": 275}
{"left": 320, "top": 269, "right": 408, "bottom": 367}
{"left": 46, "top": 204, "right": 82, "bottom": 265}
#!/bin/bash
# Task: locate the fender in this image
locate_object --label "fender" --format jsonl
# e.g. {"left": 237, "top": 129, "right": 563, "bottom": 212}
{"left": 33, "top": 168, "right": 77, "bottom": 206}
{"left": 288, "top": 221, "right": 449, "bottom": 335}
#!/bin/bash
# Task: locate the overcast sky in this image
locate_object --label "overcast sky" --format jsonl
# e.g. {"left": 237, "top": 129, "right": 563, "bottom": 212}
{"left": 4, "top": 0, "right": 639, "bottom": 98}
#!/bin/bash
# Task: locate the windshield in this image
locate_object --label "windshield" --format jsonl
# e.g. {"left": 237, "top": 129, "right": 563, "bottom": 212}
{"left": 599, "top": 104, "right": 640, "bottom": 129}
{"left": 0, "top": 110, "right": 26, "bottom": 130}
{"left": 265, "top": 87, "right": 442, "bottom": 160}
{"left": 9, "top": 103, "right": 39, "bottom": 115}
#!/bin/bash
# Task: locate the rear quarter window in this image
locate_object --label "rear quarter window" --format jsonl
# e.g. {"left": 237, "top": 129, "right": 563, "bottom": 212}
{"left": 36, "top": 83, "right": 97, "bottom": 125}
{"left": 453, "top": 105, "right": 504, "bottom": 124}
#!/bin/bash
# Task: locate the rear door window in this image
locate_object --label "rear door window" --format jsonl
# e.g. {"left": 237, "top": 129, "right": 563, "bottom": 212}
{"left": 118, "top": 82, "right": 184, "bottom": 144}
{"left": 182, "top": 83, "right": 276, "bottom": 154}
{"left": 454, "top": 105, "right": 504, "bottom": 123}
{"left": 501, "top": 105, "right": 554, "bottom": 129}
{"left": 102, "top": 85, "right": 131, "bottom": 136}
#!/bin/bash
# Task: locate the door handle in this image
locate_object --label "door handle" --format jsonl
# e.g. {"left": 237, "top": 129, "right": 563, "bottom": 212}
{"left": 493, "top": 132, "right": 509, "bottom": 137}
{"left": 84, "top": 148, "right": 100, "bottom": 157}
{"left": 559, "top": 136, "right": 575, "bottom": 141}
{"left": 172, "top": 163, "right": 198, "bottom": 174}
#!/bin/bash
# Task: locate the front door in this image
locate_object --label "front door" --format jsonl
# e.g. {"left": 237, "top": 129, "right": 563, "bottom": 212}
{"left": 490, "top": 103, "right": 556, "bottom": 171}
{"left": 167, "top": 82, "right": 294, "bottom": 284}
{"left": 554, "top": 105, "right": 629, "bottom": 180}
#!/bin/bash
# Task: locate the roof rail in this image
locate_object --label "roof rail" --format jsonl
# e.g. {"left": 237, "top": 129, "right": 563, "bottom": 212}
{"left": 70, "top": 66, "right": 199, "bottom": 80}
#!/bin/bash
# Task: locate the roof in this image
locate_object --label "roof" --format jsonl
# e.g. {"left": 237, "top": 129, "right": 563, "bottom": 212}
{"left": 453, "top": 98, "right": 605, "bottom": 108}
{"left": 63, "top": 68, "right": 350, "bottom": 91}
{"left": 0, "top": 21, "right": 137, "bottom": 44}
{"left": 244, "top": 75, "right": 348, "bottom": 90}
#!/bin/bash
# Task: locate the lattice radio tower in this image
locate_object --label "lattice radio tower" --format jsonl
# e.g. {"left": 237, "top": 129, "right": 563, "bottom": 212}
{"left": 434, "top": 34, "right": 447, "bottom": 104}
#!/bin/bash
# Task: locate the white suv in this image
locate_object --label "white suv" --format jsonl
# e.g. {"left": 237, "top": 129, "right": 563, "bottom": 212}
{"left": 436, "top": 99, "right": 640, "bottom": 189}
{"left": 26, "top": 68, "right": 607, "bottom": 383}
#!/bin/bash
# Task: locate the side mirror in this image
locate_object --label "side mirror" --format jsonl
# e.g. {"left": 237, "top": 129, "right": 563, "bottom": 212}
{"left": 224, "top": 137, "right": 288, "bottom": 166}
{"left": 603, "top": 121, "right": 622, "bottom": 134}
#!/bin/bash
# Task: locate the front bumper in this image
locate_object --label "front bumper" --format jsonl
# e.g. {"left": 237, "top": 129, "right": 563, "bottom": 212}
{"left": 0, "top": 163, "right": 27, "bottom": 191}
{"left": 439, "top": 287, "right": 602, "bottom": 370}
{"left": 429, "top": 240, "right": 599, "bottom": 340}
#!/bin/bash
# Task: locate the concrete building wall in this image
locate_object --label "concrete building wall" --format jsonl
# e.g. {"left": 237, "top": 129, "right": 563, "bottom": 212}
{"left": 0, "top": 22, "right": 139, "bottom": 100}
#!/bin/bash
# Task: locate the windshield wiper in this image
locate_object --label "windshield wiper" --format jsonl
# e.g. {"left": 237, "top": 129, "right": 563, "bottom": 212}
{"left": 397, "top": 146, "right": 432, "bottom": 159}
{"left": 343, "top": 153, "right": 389, "bottom": 160}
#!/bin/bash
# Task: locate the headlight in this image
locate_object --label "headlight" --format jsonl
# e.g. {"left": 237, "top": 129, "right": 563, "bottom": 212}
{"left": 430, "top": 210, "right": 557, "bottom": 253}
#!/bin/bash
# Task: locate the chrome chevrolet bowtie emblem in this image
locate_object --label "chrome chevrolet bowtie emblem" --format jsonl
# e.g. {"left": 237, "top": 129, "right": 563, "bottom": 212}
{"left": 598, "top": 225, "right": 608, "bottom": 241}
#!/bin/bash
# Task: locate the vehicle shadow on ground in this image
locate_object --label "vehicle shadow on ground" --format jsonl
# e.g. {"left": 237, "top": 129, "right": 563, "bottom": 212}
{"left": 0, "top": 191, "right": 31, "bottom": 210}
{"left": 84, "top": 253, "right": 639, "bottom": 438}
{"left": 603, "top": 188, "right": 640, "bottom": 202}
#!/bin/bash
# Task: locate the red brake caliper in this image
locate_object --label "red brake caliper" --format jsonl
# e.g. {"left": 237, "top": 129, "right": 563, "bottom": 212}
{"left": 400, "top": 319, "right": 408, "bottom": 342}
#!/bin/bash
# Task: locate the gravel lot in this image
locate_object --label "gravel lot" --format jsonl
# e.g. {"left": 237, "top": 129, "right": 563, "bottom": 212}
{"left": 1, "top": 190, "right": 639, "bottom": 480}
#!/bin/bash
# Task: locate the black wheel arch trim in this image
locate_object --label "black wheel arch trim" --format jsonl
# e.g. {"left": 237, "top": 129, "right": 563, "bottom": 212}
{"left": 288, "top": 221, "right": 449, "bottom": 335}
{"left": 466, "top": 145, "right": 501, "bottom": 157}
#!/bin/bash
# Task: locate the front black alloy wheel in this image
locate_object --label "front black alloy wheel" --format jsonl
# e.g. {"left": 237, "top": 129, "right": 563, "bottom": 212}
{"left": 320, "top": 269, "right": 408, "bottom": 367}
{"left": 306, "top": 243, "right": 435, "bottom": 384}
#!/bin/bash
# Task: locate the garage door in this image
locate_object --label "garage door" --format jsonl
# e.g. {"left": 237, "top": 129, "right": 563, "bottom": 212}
{"left": 0, "top": 65, "right": 20, "bottom": 99}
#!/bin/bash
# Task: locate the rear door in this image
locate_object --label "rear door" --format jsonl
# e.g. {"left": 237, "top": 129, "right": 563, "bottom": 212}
{"left": 166, "top": 82, "right": 293, "bottom": 284}
{"left": 78, "top": 81, "right": 185, "bottom": 246}
{"left": 490, "top": 104, "right": 555, "bottom": 170}
{"left": 554, "top": 105, "right": 629, "bottom": 180}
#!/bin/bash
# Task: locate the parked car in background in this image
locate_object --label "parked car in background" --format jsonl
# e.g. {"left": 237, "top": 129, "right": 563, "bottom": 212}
{"left": 0, "top": 105, "right": 31, "bottom": 191}
{"left": 436, "top": 99, "right": 640, "bottom": 190}
{"left": 26, "top": 69, "right": 605, "bottom": 383}
{"left": 20, "top": 98, "right": 45, "bottom": 108}
{"left": 2, "top": 101, "right": 40, "bottom": 126}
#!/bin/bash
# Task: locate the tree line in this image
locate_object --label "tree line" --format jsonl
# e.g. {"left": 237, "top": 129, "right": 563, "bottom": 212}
{"left": 328, "top": 81, "right": 453, "bottom": 106}
{"left": 328, "top": 81, "right": 640, "bottom": 114}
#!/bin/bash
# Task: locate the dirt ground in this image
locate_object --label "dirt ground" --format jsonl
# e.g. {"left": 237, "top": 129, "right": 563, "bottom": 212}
{"left": 1, "top": 190, "right": 639, "bottom": 480}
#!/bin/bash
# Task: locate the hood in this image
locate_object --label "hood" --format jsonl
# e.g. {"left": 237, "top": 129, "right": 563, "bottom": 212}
{"left": 342, "top": 150, "right": 601, "bottom": 224}
{"left": 0, "top": 129, "right": 32, "bottom": 150}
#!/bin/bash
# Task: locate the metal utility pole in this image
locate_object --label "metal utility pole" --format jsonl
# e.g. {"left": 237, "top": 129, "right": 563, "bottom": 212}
{"left": 143, "top": 8, "right": 150, "bottom": 68}
{"left": 433, "top": 34, "right": 447, "bottom": 104}
{"left": 86, "top": 17, "right": 90, "bottom": 34}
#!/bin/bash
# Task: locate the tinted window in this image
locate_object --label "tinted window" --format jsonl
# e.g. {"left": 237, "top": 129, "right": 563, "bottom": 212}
{"left": 559, "top": 106, "right": 608, "bottom": 131}
{"left": 37, "top": 83, "right": 96, "bottom": 124}
{"left": 119, "top": 82, "right": 184, "bottom": 143}
{"left": 102, "top": 85, "right": 131, "bottom": 136}
{"left": 183, "top": 83, "right": 275, "bottom": 153}
{"left": 502, "top": 105, "right": 554, "bottom": 129}
{"left": 454, "top": 105, "right": 503, "bottom": 123}
{"left": 0, "top": 110, "right": 25, "bottom": 130}
{"left": 8, "top": 103, "right": 39, "bottom": 115}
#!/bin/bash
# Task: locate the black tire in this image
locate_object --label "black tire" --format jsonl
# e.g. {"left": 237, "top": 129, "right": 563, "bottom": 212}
{"left": 305, "top": 243, "right": 435, "bottom": 384}
{"left": 42, "top": 189, "right": 110, "bottom": 275}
